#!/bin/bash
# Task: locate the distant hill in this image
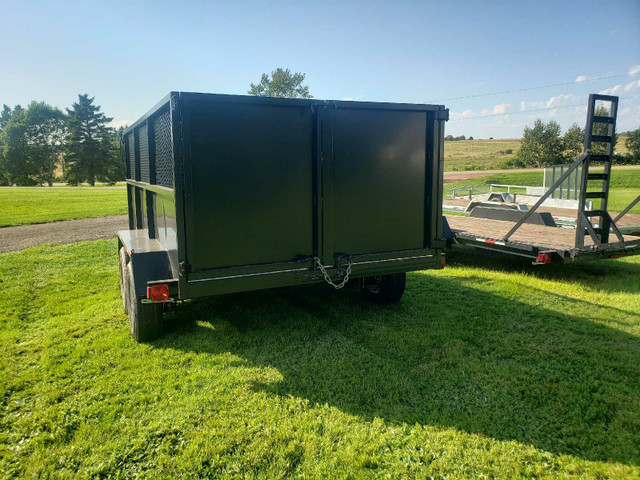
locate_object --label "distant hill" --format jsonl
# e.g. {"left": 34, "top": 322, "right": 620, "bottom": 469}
{"left": 444, "top": 138, "right": 521, "bottom": 171}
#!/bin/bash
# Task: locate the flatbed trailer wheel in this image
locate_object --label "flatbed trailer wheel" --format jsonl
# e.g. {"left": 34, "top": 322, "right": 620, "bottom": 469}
{"left": 118, "top": 247, "right": 129, "bottom": 314}
{"left": 361, "top": 273, "right": 406, "bottom": 304}
{"left": 126, "top": 263, "right": 163, "bottom": 342}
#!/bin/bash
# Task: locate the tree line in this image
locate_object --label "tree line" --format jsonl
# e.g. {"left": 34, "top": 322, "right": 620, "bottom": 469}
{"left": 508, "top": 105, "right": 640, "bottom": 168}
{"left": 0, "top": 95, "right": 125, "bottom": 186}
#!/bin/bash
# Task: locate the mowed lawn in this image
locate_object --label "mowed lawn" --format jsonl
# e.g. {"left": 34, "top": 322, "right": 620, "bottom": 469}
{"left": 0, "top": 187, "right": 127, "bottom": 227}
{"left": 1, "top": 240, "right": 639, "bottom": 478}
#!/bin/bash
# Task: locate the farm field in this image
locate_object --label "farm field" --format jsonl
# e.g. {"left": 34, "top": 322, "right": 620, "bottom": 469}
{"left": 1, "top": 240, "right": 639, "bottom": 478}
{"left": 443, "top": 134, "right": 631, "bottom": 172}
{"left": 0, "top": 187, "right": 127, "bottom": 227}
{"left": 444, "top": 138, "right": 521, "bottom": 171}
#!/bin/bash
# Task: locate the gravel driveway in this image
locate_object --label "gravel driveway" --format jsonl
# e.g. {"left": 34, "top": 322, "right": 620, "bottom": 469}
{"left": 0, "top": 215, "right": 128, "bottom": 253}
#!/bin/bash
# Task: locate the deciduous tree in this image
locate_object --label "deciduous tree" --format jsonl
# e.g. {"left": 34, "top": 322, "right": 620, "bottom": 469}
{"left": 0, "top": 102, "right": 66, "bottom": 186}
{"left": 25, "top": 102, "right": 66, "bottom": 186}
{"left": 516, "top": 119, "right": 564, "bottom": 168}
{"left": 626, "top": 128, "right": 640, "bottom": 163}
{"left": 248, "top": 68, "right": 312, "bottom": 98}
{"left": 1, "top": 107, "right": 32, "bottom": 185}
{"left": 562, "top": 123, "right": 584, "bottom": 160}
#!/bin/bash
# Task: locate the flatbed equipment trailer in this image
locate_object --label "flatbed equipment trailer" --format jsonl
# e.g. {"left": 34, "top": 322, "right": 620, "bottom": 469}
{"left": 445, "top": 215, "right": 640, "bottom": 264}
{"left": 444, "top": 94, "right": 640, "bottom": 265}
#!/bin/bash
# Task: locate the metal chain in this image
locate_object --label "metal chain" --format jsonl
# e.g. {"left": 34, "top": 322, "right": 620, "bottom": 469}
{"left": 313, "top": 257, "right": 352, "bottom": 290}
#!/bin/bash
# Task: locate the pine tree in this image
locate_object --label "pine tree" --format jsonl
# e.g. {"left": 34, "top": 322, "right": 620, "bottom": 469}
{"left": 65, "top": 94, "right": 113, "bottom": 185}
{"left": 97, "top": 126, "right": 127, "bottom": 184}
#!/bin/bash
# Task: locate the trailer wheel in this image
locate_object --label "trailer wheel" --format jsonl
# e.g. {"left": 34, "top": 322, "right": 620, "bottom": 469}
{"left": 361, "top": 273, "right": 406, "bottom": 304}
{"left": 119, "top": 248, "right": 129, "bottom": 314}
{"left": 126, "top": 264, "right": 163, "bottom": 342}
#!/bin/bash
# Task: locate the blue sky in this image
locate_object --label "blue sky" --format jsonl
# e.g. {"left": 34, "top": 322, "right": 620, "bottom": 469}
{"left": 1, "top": 0, "right": 639, "bottom": 138}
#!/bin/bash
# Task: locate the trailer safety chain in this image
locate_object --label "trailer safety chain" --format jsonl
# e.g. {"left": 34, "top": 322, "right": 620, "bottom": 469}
{"left": 313, "top": 257, "right": 352, "bottom": 289}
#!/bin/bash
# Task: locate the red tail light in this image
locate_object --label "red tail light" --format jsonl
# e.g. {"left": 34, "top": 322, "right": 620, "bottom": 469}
{"left": 537, "top": 253, "right": 552, "bottom": 264}
{"left": 147, "top": 284, "right": 170, "bottom": 302}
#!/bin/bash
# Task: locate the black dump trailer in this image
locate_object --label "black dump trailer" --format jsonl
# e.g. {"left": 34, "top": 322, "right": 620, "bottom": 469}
{"left": 118, "top": 92, "right": 448, "bottom": 341}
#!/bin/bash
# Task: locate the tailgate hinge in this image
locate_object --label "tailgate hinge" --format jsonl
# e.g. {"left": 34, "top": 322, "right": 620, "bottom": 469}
{"left": 179, "top": 261, "right": 191, "bottom": 276}
{"left": 435, "top": 108, "right": 449, "bottom": 121}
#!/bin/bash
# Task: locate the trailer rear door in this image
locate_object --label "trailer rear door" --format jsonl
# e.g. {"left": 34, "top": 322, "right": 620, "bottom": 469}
{"left": 182, "top": 96, "right": 315, "bottom": 273}
{"left": 319, "top": 106, "right": 428, "bottom": 263}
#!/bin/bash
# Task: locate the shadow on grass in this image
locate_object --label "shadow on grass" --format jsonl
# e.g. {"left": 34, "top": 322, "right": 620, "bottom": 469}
{"left": 447, "top": 244, "right": 640, "bottom": 294}
{"left": 156, "top": 263, "right": 640, "bottom": 467}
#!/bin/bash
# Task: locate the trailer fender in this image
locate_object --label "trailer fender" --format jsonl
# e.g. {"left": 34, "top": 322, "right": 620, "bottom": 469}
{"left": 117, "top": 231, "right": 174, "bottom": 299}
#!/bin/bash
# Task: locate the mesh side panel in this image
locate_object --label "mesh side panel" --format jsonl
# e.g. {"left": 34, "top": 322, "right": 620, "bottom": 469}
{"left": 127, "top": 132, "right": 136, "bottom": 179}
{"left": 154, "top": 109, "right": 173, "bottom": 188}
{"left": 138, "top": 124, "right": 150, "bottom": 183}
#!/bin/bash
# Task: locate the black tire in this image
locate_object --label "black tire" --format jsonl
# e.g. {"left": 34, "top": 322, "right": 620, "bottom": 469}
{"left": 126, "top": 263, "right": 163, "bottom": 342}
{"left": 118, "top": 247, "right": 129, "bottom": 314}
{"left": 361, "top": 273, "right": 406, "bottom": 304}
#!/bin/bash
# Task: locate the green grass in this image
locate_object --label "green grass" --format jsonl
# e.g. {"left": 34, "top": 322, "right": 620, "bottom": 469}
{"left": 0, "top": 187, "right": 127, "bottom": 227}
{"left": 1, "top": 240, "right": 639, "bottom": 478}
{"left": 444, "top": 138, "right": 521, "bottom": 171}
{"left": 445, "top": 170, "right": 640, "bottom": 214}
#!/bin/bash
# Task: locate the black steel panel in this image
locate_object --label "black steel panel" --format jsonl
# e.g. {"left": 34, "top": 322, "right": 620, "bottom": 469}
{"left": 327, "top": 108, "right": 427, "bottom": 257}
{"left": 154, "top": 109, "right": 173, "bottom": 188}
{"left": 138, "top": 124, "right": 150, "bottom": 183}
{"left": 185, "top": 99, "right": 314, "bottom": 271}
{"left": 127, "top": 132, "right": 135, "bottom": 179}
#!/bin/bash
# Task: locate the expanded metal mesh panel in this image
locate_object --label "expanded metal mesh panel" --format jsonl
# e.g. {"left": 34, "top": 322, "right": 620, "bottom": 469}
{"left": 138, "top": 124, "right": 150, "bottom": 183}
{"left": 154, "top": 109, "right": 173, "bottom": 188}
{"left": 127, "top": 132, "right": 135, "bottom": 179}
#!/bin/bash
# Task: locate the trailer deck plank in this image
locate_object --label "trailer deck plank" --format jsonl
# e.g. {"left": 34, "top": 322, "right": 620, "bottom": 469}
{"left": 445, "top": 215, "right": 640, "bottom": 251}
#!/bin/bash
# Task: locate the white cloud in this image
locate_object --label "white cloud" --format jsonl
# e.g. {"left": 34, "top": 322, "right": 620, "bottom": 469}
{"left": 575, "top": 75, "right": 588, "bottom": 82}
{"left": 599, "top": 84, "right": 623, "bottom": 95}
{"left": 480, "top": 108, "right": 489, "bottom": 114}
{"left": 520, "top": 93, "right": 575, "bottom": 111}
{"left": 492, "top": 103, "right": 510, "bottom": 114}
{"left": 109, "top": 119, "right": 132, "bottom": 129}
{"left": 628, "top": 65, "right": 640, "bottom": 76}
{"left": 450, "top": 109, "right": 475, "bottom": 120}
{"left": 546, "top": 93, "right": 574, "bottom": 107}
{"left": 599, "top": 78, "right": 640, "bottom": 95}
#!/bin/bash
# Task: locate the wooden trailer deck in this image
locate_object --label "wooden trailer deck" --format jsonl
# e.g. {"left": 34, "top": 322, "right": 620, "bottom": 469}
{"left": 445, "top": 214, "right": 640, "bottom": 263}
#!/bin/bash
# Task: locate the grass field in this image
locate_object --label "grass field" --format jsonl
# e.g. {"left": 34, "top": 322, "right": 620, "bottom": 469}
{"left": 1, "top": 240, "right": 639, "bottom": 478}
{"left": 445, "top": 169, "right": 640, "bottom": 214}
{"left": 443, "top": 135, "right": 631, "bottom": 172}
{"left": 0, "top": 187, "right": 127, "bottom": 227}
